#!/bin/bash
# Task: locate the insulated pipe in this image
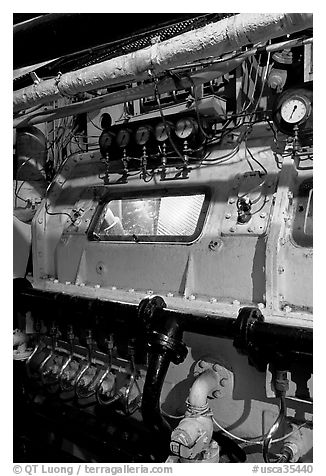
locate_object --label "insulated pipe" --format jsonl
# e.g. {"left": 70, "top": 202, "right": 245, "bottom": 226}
{"left": 188, "top": 369, "right": 219, "bottom": 408}
{"left": 13, "top": 13, "right": 312, "bottom": 113}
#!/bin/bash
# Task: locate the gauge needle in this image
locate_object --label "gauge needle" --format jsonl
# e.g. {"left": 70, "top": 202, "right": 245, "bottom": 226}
{"left": 289, "top": 105, "right": 297, "bottom": 120}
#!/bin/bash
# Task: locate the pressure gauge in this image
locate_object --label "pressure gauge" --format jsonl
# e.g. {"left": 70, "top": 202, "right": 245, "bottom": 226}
{"left": 175, "top": 117, "right": 198, "bottom": 139}
{"left": 155, "top": 121, "right": 173, "bottom": 142}
{"left": 116, "top": 128, "right": 131, "bottom": 148}
{"left": 135, "top": 125, "right": 152, "bottom": 145}
{"left": 99, "top": 131, "right": 114, "bottom": 155}
{"left": 280, "top": 97, "right": 310, "bottom": 124}
{"left": 272, "top": 88, "right": 312, "bottom": 136}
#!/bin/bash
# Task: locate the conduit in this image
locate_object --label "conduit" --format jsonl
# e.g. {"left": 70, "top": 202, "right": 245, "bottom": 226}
{"left": 13, "top": 13, "right": 312, "bottom": 113}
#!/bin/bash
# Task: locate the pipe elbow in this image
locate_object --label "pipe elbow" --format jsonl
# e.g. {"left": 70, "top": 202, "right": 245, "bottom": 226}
{"left": 188, "top": 369, "right": 219, "bottom": 408}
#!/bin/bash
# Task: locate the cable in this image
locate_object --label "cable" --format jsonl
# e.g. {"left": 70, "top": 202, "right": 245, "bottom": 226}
{"left": 212, "top": 417, "right": 308, "bottom": 447}
{"left": 152, "top": 73, "right": 186, "bottom": 165}
{"left": 45, "top": 201, "right": 76, "bottom": 223}
{"left": 245, "top": 143, "right": 268, "bottom": 175}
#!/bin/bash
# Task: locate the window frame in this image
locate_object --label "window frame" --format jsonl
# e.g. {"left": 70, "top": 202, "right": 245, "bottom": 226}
{"left": 88, "top": 187, "right": 210, "bottom": 244}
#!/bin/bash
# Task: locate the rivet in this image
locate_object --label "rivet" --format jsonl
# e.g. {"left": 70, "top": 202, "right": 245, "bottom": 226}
{"left": 38, "top": 217, "right": 43, "bottom": 224}
{"left": 210, "top": 298, "right": 217, "bottom": 304}
{"left": 80, "top": 283, "right": 85, "bottom": 287}
{"left": 220, "top": 378, "right": 228, "bottom": 387}
{"left": 230, "top": 226, "right": 236, "bottom": 232}
{"left": 278, "top": 266, "right": 285, "bottom": 274}
{"left": 95, "top": 284, "right": 101, "bottom": 289}
{"left": 167, "top": 292, "right": 174, "bottom": 297}
{"left": 189, "top": 294, "right": 196, "bottom": 300}
{"left": 225, "top": 213, "right": 231, "bottom": 219}
{"left": 232, "top": 300, "right": 240, "bottom": 306}
{"left": 54, "top": 279, "right": 59, "bottom": 284}
{"left": 248, "top": 227, "right": 254, "bottom": 233}
{"left": 284, "top": 305, "right": 292, "bottom": 313}
{"left": 90, "top": 153, "right": 94, "bottom": 159}
{"left": 146, "top": 290, "right": 153, "bottom": 295}
{"left": 212, "top": 390, "right": 221, "bottom": 398}
{"left": 65, "top": 281, "right": 71, "bottom": 285}
{"left": 128, "top": 288, "right": 135, "bottom": 293}
{"left": 258, "top": 302, "right": 265, "bottom": 310}
{"left": 229, "top": 198, "right": 235, "bottom": 204}
{"left": 111, "top": 286, "right": 117, "bottom": 290}
{"left": 260, "top": 212, "right": 266, "bottom": 219}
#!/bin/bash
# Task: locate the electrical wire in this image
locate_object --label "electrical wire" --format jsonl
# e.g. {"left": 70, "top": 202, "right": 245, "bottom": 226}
{"left": 212, "top": 417, "right": 308, "bottom": 447}
{"left": 152, "top": 73, "right": 187, "bottom": 165}
{"left": 245, "top": 143, "right": 268, "bottom": 175}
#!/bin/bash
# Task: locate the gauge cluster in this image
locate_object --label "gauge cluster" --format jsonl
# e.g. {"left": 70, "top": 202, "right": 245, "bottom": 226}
{"left": 98, "top": 111, "right": 210, "bottom": 163}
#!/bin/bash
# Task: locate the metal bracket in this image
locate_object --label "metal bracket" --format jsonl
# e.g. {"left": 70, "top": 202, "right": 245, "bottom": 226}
{"left": 221, "top": 171, "right": 276, "bottom": 235}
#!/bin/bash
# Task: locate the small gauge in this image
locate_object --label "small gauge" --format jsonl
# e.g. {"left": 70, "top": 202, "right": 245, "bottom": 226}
{"left": 155, "top": 121, "right": 172, "bottom": 142}
{"left": 99, "top": 131, "right": 114, "bottom": 155}
{"left": 175, "top": 117, "right": 198, "bottom": 139}
{"left": 135, "top": 125, "right": 152, "bottom": 145}
{"left": 280, "top": 97, "right": 310, "bottom": 124}
{"left": 116, "top": 129, "right": 131, "bottom": 148}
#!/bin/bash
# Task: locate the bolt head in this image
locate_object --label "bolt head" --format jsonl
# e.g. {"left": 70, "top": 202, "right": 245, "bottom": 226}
{"left": 212, "top": 390, "right": 221, "bottom": 398}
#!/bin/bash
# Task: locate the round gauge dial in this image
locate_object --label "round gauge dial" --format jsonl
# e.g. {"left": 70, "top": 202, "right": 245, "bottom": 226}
{"left": 135, "top": 125, "right": 152, "bottom": 145}
{"left": 175, "top": 117, "right": 198, "bottom": 139}
{"left": 272, "top": 88, "right": 313, "bottom": 137}
{"left": 116, "top": 129, "right": 131, "bottom": 148}
{"left": 155, "top": 122, "right": 172, "bottom": 142}
{"left": 99, "top": 131, "right": 114, "bottom": 155}
{"left": 280, "top": 97, "right": 309, "bottom": 124}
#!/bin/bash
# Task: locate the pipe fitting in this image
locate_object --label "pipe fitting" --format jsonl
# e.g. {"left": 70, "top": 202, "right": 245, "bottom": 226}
{"left": 188, "top": 369, "right": 220, "bottom": 408}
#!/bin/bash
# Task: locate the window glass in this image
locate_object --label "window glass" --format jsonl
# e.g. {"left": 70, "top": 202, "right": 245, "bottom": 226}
{"left": 91, "top": 193, "right": 207, "bottom": 243}
{"left": 292, "top": 179, "right": 313, "bottom": 247}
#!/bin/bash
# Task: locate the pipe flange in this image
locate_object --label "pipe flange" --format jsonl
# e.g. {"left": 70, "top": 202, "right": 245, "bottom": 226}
{"left": 138, "top": 295, "right": 167, "bottom": 331}
{"left": 148, "top": 330, "right": 187, "bottom": 364}
{"left": 233, "top": 307, "right": 266, "bottom": 371}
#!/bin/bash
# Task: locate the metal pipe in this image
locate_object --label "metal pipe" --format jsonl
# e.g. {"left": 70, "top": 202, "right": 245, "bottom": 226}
{"left": 262, "top": 396, "right": 287, "bottom": 462}
{"left": 13, "top": 13, "right": 312, "bottom": 113}
{"left": 13, "top": 58, "right": 243, "bottom": 128}
{"left": 188, "top": 369, "right": 219, "bottom": 408}
{"left": 17, "top": 288, "right": 312, "bottom": 361}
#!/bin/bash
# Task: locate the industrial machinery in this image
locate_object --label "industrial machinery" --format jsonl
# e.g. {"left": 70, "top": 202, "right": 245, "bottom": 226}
{"left": 13, "top": 13, "right": 313, "bottom": 464}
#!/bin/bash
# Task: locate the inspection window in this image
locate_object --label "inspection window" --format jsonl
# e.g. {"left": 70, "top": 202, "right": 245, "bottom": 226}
{"left": 292, "top": 178, "right": 313, "bottom": 247}
{"left": 89, "top": 190, "right": 209, "bottom": 243}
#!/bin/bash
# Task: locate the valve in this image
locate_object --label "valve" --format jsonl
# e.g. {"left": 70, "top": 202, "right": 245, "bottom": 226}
{"left": 237, "top": 196, "right": 252, "bottom": 224}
